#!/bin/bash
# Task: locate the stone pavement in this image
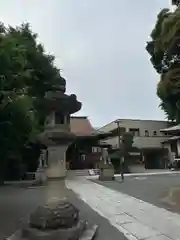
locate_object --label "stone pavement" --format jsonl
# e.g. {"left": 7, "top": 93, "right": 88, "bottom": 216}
{"left": 66, "top": 178, "right": 180, "bottom": 240}
{"left": 93, "top": 173, "right": 180, "bottom": 214}
{"left": 0, "top": 181, "right": 127, "bottom": 240}
{"left": 86, "top": 170, "right": 180, "bottom": 180}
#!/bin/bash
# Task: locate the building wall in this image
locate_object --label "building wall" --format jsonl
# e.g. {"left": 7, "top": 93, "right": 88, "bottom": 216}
{"left": 104, "top": 136, "right": 168, "bottom": 149}
{"left": 99, "top": 119, "right": 170, "bottom": 149}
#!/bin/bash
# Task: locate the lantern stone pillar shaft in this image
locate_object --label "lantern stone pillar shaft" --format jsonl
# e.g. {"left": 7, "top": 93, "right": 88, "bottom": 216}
{"left": 39, "top": 76, "right": 82, "bottom": 180}
{"left": 47, "top": 145, "right": 68, "bottom": 179}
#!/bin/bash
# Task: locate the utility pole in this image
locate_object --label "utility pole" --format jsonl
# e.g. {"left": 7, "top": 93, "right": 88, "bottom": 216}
{"left": 171, "top": 0, "right": 179, "bottom": 10}
{"left": 115, "top": 119, "right": 124, "bottom": 181}
{"left": 171, "top": 0, "right": 180, "bottom": 6}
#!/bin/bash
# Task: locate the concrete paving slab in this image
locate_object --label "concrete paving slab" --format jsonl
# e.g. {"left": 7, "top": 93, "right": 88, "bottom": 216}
{"left": 66, "top": 178, "right": 180, "bottom": 240}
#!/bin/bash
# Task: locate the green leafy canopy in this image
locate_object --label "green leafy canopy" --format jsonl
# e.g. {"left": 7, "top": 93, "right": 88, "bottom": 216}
{"left": 0, "top": 22, "right": 64, "bottom": 172}
{"left": 146, "top": 5, "right": 180, "bottom": 122}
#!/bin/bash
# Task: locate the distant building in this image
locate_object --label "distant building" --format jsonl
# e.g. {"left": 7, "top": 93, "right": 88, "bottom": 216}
{"left": 66, "top": 116, "right": 112, "bottom": 169}
{"left": 98, "top": 118, "right": 170, "bottom": 149}
{"left": 161, "top": 124, "right": 180, "bottom": 164}
{"left": 98, "top": 119, "right": 172, "bottom": 170}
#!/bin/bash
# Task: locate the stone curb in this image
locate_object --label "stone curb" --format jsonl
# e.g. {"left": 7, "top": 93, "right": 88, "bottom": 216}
{"left": 86, "top": 170, "right": 180, "bottom": 180}
{"left": 6, "top": 225, "right": 99, "bottom": 240}
{"left": 79, "top": 224, "right": 99, "bottom": 240}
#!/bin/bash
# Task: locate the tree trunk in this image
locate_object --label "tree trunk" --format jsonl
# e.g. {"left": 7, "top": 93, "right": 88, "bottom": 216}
{"left": 124, "top": 156, "right": 131, "bottom": 173}
{"left": 0, "top": 153, "right": 7, "bottom": 185}
{"left": 0, "top": 165, "right": 5, "bottom": 185}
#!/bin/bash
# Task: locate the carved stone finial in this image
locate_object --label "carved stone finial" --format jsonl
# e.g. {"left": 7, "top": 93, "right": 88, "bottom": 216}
{"left": 51, "top": 77, "right": 66, "bottom": 93}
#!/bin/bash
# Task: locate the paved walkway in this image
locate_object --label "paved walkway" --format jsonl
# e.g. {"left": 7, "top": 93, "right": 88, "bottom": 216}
{"left": 66, "top": 178, "right": 180, "bottom": 240}
{"left": 93, "top": 174, "right": 180, "bottom": 214}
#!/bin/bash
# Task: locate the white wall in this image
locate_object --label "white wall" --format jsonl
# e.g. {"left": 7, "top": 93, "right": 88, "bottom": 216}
{"left": 102, "top": 136, "right": 167, "bottom": 149}
{"left": 133, "top": 136, "right": 167, "bottom": 148}
{"left": 99, "top": 119, "right": 170, "bottom": 149}
{"left": 99, "top": 119, "right": 168, "bottom": 136}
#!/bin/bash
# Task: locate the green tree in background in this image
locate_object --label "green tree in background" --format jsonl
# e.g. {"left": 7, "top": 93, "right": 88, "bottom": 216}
{"left": 0, "top": 22, "right": 64, "bottom": 182}
{"left": 110, "top": 132, "right": 134, "bottom": 173}
{"left": 146, "top": 2, "right": 180, "bottom": 122}
{"left": 121, "top": 132, "right": 134, "bottom": 173}
{"left": 0, "top": 94, "right": 35, "bottom": 182}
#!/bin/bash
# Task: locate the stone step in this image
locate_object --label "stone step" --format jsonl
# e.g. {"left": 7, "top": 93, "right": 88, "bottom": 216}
{"left": 67, "top": 170, "right": 90, "bottom": 177}
{"left": 67, "top": 169, "right": 100, "bottom": 177}
{"left": 88, "top": 169, "right": 100, "bottom": 176}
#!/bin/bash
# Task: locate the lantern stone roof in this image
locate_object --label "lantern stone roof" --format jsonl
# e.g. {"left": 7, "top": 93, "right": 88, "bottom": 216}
{"left": 44, "top": 75, "right": 82, "bottom": 114}
{"left": 162, "top": 135, "right": 180, "bottom": 143}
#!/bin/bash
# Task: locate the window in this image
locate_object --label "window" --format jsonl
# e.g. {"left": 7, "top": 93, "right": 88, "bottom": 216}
{"left": 145, "top": 130, "right": 149, "bottom": 137}
{"left": 55, "top": 112, "right": 64, "bottom": 124}
{"left": 81, "top": 154, "right": 86, "bottom": 161}
{"left": 92, "top": 147, "right": 97, "bottom": 153}
{"left": 129, "top": 128, "right": 140, "bottom": 137}
{"left": 153, "top": 131, "right": 157, "bottom": 136}
{"left": 92, "top": 147, "right": 101, "bottom": 153}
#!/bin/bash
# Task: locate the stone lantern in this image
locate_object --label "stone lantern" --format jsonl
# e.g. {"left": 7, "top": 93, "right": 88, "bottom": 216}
{"left": 39, "top": 77, "right": 81, "bottom": 179}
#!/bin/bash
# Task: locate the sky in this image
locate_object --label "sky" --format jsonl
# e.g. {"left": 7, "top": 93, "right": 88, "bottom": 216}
{"left": 0, "top": 0, "right": 170, "bottom": 127}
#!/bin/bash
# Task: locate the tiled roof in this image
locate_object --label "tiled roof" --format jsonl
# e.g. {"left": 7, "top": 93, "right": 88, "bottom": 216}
{"left": 160, "top": 124, "right": 180, "bottom": 132}
{"left": 162, "top": 135, "right": 180, "bottom": 143}
{"left": 70, "top": 116, "right": 95, "bottom": 136}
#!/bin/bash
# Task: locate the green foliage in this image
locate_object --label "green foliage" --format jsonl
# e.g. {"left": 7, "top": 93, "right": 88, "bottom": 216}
{"left": 0, "top": 95, "right": 34, "bottom": 151}
{"left": 122, "top": 132, "right": 134, "bottom": 152}
{"left": 109, "top": 133, "right": 134, "bottom": 172}
{"left": 0, "top": 22, "right": 64, "bottom": 181}
{"left": 0, "top": 23, "right": 62, "bottom": 97}
{"left": 150, "top": 9, "right": 170, "bottom": 41}
{"left": 146, "top": 5, "right": 180, "bottom": 122}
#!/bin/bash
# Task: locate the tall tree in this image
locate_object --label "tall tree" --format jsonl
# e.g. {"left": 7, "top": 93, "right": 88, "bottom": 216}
{"left": 0, "top": 22, "right": 64, "bottom": 182}
{"left": 146, "top": 3, "right": 180, "bottom": 122}
{"left": 121, "top": 132, "right": 134, "bottom": 173}
{"left": 109, "top": 132, "right": 134, "bottom": 173}
{"left": 0, "top": 93, "right": 35, "bottom": 182}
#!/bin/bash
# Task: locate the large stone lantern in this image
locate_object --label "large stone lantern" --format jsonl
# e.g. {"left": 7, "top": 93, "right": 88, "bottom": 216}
{"left": 39, "top": 77, "right": 81, "bottom": 179}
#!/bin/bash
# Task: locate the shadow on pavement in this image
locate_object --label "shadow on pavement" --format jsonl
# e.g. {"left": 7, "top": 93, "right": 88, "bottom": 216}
{"left": 0, "top": 180, "right": 127, "bottom": 240}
